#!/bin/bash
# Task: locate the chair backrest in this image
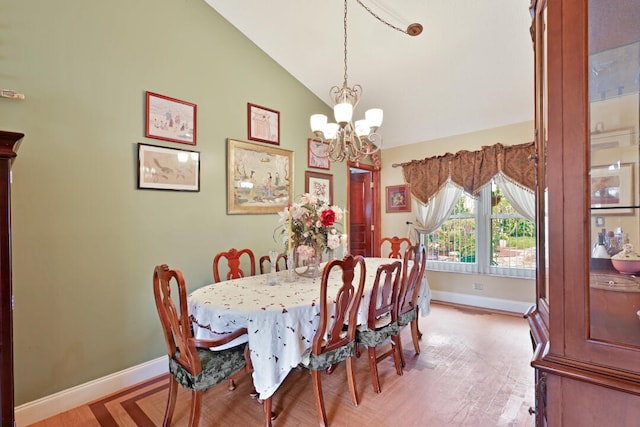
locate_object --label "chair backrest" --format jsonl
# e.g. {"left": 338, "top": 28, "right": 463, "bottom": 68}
{"left": 312, "top": 254, "right": 367, "bottom": 355}
{"left": 213, "top": 248, "right": 256, "bottom": 282}
{"left": 368, "top": 261, "right": 403, "bottom": 329}
{"left": 398, "top": 243, "right": 427, "bottom": 316}
{"left": 153, "top": 264, "right": 202, "bottom": 376}
{"left": 259, "top": 252, "right": 288, "bottom": 274}
{"left": 380, "top": 236, "right": 412, "bottom": 259}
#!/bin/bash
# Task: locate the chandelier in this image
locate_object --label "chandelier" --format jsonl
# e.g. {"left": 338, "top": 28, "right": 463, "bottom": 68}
{"left": 309, "top": 0, "right": 422, "bottom": 164}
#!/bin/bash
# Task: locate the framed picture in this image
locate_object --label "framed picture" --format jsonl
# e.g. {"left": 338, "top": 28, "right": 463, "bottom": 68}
{"left": 227, "top": 138, "right": 293, "bottom": 214}
{"left": 248, "top": 103, "right": 280, "bottom": 145}
{"left": 308, "top": 138, "right": 330, "bottom": 170}
{"left": 386, "top": 185, "right": 411, "bottom": 213}
{"left": 594, "top": 216, "right": 605, "bottom": 227}
{"left": 590, "top": 163, "right": 634, "bottom": 214}
{"left": 137, "top": 143, "right": 200, "bottom": 192}
{"left": 591, "top": 128, "right": 634, "bottom": 151}
{"left": 145, "top": 91, "right": 196, "bottom": 145}
{"left": 305, "top": 171, "right": 333, "bottom": 205}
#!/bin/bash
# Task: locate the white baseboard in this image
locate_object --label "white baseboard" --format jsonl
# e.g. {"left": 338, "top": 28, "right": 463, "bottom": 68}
{"left": 15, "top": 356, "right": 168, "bottom": 427}
{"left": 430, "top": 290, "right": 533, "bottom": 315}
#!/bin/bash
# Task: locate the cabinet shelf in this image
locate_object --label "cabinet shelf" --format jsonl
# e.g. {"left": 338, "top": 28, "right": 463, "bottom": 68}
{"left": 591, "top": 206, "right": 640, "bottom": 210}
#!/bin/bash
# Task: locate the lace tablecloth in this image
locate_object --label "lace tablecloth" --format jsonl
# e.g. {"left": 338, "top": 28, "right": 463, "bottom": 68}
{"left": 188, "top": 257, "right": 431, "bottom": 400}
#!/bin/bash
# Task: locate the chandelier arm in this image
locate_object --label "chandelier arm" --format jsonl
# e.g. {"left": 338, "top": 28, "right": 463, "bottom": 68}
{"left": 309, "top": 137, "right": 330, "bottom": 158}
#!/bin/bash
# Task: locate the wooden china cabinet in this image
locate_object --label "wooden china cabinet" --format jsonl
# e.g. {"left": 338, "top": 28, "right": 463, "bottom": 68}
{"left": 527, "top": 0, "right": 640, "bottom": 425}
{"left": 0, "top": 131, "right": 22, "bottom": 427}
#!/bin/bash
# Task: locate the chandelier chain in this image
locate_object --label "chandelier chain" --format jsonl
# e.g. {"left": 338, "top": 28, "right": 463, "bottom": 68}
{"left": 355, "top": 0, "right": 410, "bottom": 35}
{"left": 343, "top": 0, "right": 349, "bottom": 87}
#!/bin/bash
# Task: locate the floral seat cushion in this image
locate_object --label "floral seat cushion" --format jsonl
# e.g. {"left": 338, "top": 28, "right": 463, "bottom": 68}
{"left": 300, "top": 341, "right": 356, "bottom": 371}
{"left": 356, "top": 321, "right": 401, "bottom": 348}
{"left": 169, "top": 344, "right": 247, "bottom": 392}
{"left": 397, "top": 307, "right": 417, "bottom": 326}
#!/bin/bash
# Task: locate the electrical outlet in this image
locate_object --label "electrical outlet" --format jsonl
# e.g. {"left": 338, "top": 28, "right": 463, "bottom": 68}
{"left": 472, "top": 282, "right": 484, "bottom": 290}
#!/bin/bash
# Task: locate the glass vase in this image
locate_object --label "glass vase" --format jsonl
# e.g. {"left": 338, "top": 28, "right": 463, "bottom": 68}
{"left": 295, "top": 251, "right": 322, "bottom": 278}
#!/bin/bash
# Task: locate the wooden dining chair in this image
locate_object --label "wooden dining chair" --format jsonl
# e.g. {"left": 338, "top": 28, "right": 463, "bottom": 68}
{"left": 356, "top": 260, "right": 404, "bottom": 393}
{"left": 152, "top": 264, "right": 254, "bottom": 427}
{"left": 259, "top": 252, "right": 288, "bottom": 274}
{"left": 213, "top": 248, "right": 256, "bottom": 282}
{"left": 299, "top": 254, "right": 367, "bottom": 427}
{"left": 394, "top": 243, "right": 427, "bottom": 367}
{"left": 380, "top": 236, "right": 412, "bottom": 259}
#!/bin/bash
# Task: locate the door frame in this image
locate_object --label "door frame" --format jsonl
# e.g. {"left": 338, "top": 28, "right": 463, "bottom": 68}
{"left": 347, "top": 161, "right": 381, "bottom": 257}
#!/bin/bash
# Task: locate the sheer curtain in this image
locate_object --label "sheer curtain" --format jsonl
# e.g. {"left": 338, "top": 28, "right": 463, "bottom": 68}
{"left": 493, "top": 173, "right": 535, "bottom": 221}
{"left": 413, "top": 180, "right": 463, "bottom": 234}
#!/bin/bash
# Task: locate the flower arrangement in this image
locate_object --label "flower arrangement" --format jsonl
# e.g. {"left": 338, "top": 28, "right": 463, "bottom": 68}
{"left": 276, "top": 193, "right": 345, "bottom": 261}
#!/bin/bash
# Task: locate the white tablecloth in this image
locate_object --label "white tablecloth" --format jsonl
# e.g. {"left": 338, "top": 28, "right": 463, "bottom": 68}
{"left": 188, "top": 257, "right": 431, "bottom": 400}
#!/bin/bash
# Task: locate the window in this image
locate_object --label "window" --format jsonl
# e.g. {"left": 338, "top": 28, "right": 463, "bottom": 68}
{"left": 423, "top": 180, "right": 536, "bottom": 278}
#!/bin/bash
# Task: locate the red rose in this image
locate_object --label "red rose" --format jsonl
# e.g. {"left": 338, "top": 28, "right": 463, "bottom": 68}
{"left": 320, "top": 209, "right": 336, "bottom": 227}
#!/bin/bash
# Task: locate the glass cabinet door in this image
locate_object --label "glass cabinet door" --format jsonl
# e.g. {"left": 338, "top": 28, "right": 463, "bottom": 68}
{"left": 532, "top": 0, "right": 550, "bottom": 320}
{"left": 588, "top": 1, "right": 640, "bottom": 348}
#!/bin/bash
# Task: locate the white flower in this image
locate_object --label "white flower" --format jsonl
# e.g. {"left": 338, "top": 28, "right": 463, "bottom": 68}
{"left": 327, "top": 233, "right": 340, "bottom": 250}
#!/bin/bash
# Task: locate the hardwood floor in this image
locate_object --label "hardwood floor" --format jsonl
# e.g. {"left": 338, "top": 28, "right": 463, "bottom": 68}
{"left": 27, "top": 302, "right": 536, "bottom": 426}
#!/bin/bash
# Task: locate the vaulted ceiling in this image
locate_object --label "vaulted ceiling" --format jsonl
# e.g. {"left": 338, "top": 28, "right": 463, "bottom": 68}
{"left": 204, "top": 0, "right": 534, "bottom": 148}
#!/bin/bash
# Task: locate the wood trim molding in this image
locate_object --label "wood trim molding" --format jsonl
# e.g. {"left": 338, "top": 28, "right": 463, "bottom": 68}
{"left": 347, "top": 161, "right": 380, "bottom": 256}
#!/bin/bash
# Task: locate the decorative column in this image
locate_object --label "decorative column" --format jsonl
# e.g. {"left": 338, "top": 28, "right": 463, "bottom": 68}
{"left": 0, "top": 131, "right": 22, "bottom": 427}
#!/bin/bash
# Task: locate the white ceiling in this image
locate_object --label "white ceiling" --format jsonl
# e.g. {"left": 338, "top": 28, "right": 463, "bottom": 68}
{"left": 204, "top": 0, "right": 534, "bottom": 149}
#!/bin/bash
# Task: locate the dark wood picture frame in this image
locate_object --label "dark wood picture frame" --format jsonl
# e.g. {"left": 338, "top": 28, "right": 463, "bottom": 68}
{"left": 248, "top": 103, "right": 280, "bottom": 145}
{"left": 137, "top": 143, "right": 200, "bottom": 192}
{"left": 305, "top": 170, "right": 333, "bottom": 205}
{"left": 386, "top": 185, "right": 411, "bottom": 212}
{"left": 145, "top": 91, "right": 197, "bottom": 145}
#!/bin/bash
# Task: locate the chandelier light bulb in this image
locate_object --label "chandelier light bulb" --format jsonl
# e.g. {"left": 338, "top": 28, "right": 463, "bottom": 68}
{"left": 333, "top": 102, "right": 353, "bottom": 125}
{"left": 310, "top": 114, "right": 328, "bottom": 135}
{"left": 325, "top": 123, "right": 339, "bottom": 140}
{"left": 354, "top": 119, "right": 371, "bottom": 137}
{"left": 365, "top": 108, "right": 383, "bottom": 129}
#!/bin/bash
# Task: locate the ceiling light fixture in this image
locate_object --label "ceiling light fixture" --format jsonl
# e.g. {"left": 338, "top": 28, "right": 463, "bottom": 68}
{"left": 310, "top": 0, "right": 422, "bottom": 164}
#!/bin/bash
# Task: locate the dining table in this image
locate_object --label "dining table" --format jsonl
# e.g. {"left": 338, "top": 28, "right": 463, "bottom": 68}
{"left": 187, "top": 257, "right": 431, "bottom": 400}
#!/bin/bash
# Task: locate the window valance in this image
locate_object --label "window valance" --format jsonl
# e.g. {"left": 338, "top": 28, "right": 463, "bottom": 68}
{"left": 400, "top": 141, "right": 536, "bottom": 204}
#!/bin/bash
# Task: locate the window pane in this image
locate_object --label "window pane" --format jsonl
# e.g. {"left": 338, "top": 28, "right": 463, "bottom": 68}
{"left": 491, "top": 188, "right": 536, "bottom": 270}
{"left": 426, "top": 194, "right": 476, "bottom": 263}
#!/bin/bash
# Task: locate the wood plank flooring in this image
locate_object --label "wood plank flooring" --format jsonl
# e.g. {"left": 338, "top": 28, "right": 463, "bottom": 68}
{"left": 27, "top": 302, "right": 536, "bottom": 426}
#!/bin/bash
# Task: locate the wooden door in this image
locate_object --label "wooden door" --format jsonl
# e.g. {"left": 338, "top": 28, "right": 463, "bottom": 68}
{"left": 348, "top": 163, "right": 380, "bottom": 257}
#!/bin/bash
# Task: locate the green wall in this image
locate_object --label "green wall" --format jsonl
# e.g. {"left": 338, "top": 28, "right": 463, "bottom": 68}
{"left": 0, "top": 0, "right": 344, "bottom": 404}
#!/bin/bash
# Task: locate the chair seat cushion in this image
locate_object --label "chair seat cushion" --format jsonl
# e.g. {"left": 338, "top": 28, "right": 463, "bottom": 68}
{"left": 356, "top": 322, "right": 401, "bottom": 348}
{"left": 300, "top": 341, "right": 356, "bottom": 371}
{"left": 397, "top": 307, "right": 417, "bottom": 326}
{"left": 169, "top": 344, "right": 247, "bottom": 392}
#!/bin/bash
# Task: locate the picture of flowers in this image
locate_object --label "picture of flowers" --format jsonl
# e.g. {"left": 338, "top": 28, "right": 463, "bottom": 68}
{"left": 305, "top": 171, "right": 333, "bottom": 205}
{"left": 386, "top": 185, "right": 411, "bottom": 212}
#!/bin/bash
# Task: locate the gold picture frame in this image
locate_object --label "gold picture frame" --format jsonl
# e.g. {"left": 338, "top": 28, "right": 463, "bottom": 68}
{"left": 590, "top": 163, "right": 633, "bottom": 214}
{"left": 227, "top": 138, "right": 293, "bottom": 214}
